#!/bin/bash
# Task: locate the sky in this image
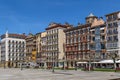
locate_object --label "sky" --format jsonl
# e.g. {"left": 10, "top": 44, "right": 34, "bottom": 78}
{"left": 0, "top": 0, "right": 120, "bottom": 35}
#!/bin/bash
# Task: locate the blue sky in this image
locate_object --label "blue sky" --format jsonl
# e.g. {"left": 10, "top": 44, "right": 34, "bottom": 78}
{"left": 0, "top": 0, "right": 119, "bottom": 35}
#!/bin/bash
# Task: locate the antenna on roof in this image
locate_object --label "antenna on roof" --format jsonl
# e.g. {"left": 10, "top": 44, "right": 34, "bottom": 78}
{"left": 29, "top": 29, "right": 31, "bottom": 34}
{"left": 5, "top": 27, "right": 8, "bottom": 38}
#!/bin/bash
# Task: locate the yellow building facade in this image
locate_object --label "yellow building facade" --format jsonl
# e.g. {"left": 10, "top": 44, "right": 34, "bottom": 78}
{"left": 32, "top": 50, "right": 37, "bottom": 62}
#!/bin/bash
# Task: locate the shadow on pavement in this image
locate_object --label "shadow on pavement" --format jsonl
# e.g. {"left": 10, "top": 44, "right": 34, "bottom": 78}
{"left": 109, "top": 78, "right": 120, "bottom": 80}
{"left": 53, "top": 72, "right": 73, "bottom": 75}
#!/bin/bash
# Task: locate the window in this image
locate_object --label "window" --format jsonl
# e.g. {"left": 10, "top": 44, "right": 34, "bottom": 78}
{"left": 85, "top": 29, "right": 88, "bottom": 33}
{"left": 92, "top": 37, "right": 95, "bottom": 41}
{"left": 107, "top": 15, "right": 112, "bottom": 21}
{"left": 87, "top": 21, "right": 89, "bottom": 23}
{"left": 113, "top": 43, "right": 118, "bottom": 48}
{"left": 107, "top": 36, "right": 112, "bottom": 42}
{"left": 113, "top": 28, "right": 118, "bottom": 34}
{"left": 113, "top": 14, "right": 118, "bottom": 20}
{"left": 92, "top": 31, "right": 95, "bottom": 34}
{"left": 87, "top": 35, "right": 90, "bottom": 41}
{"left": 82, "top": 44, "right": 85, "bottom": 50}
{"left": 107, "top": 30, "right": 112, "bottom": 35}
{"left": 87, "top": 43, "right": 89, "bottom": 49}
{"left": 108, "top": 23, "right": 112, "bottom": 28}
{"left": 70, "top": 39, "right": 72, "bottom": 44}
{"left": 113, "top": 22, "right": 118, "bottom": 27}
{"left": 101, "top": 53, "right": 106, "bottom": 59}
{"left": 101, "top": 29, "right": 104, "bottom": 33}
{"left": 78, "top": 29, "right": 81, "bottom": 35}
{"left": 78, "top": 37, "right": 81, "bottom": 42}
{"left": 101, "top": 36, "right": 105, "bottom": 41}
{"left": 113, "top": 36, "right": 118, "bottom": 41}
{"left": 78, "top": 44, "right": 81, "bottom": 50}
{"left": 74, "top": 38, "right": 76, "bottom": 43}
{"left": 85, "top": 44, "right": 88, "bottom": 49}
{"left": 101, "top": 43, "right": 105, "bottom": 49}
{"left": 80, "top": 30, "right": 83, "bottom": 34}
{"left": 90, "top": 44, "right": 95, "bottom": 50}
{"left": 70, "top": 32, "right": 72, "bottom": 37}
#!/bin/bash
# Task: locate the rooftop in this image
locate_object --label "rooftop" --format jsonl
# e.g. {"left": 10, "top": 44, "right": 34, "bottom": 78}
{"left": 105, "top": 11, "right": 120, "bottom": 16}
{"left": 1, "top": 33, "right": 26, "bottom": 39}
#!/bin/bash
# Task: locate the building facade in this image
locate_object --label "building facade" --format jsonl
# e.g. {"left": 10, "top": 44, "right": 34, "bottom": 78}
{"left": 64, "top": 23, "right": 91, "bottom": 68}
{"left": 0, "top": 32, "right": 26, "bottom": 68}
{"left": 45, "top": 23, "right": 71, "bottom": 68}
{"left": 40, "top": 32, "right": 47, "bottom": 67}
{"left": 89, "top": 15, "right": 107, "bottom": 61}
{"left": 106, "top": 11, "right": 120, "bottom": 58}
{"left": 35, "top": 32, "right": 47, "bottom": 67}
{"left": 35, "top": 33, "right": 41, "bottom": 66}
{"left": 64, "top": 13, "right": 107, "bottom": 68}
{"left": 25, "top": 33, "right": 36, "bottom": 63}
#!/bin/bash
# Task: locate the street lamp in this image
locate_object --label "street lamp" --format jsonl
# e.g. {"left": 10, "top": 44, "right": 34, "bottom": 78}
{"left": 20, "top": 62, "right": 23, "bottom": 70}
{"left": 20, "top": 53, "right": 25, "bottom": 70}
{"left": 20, "top": 58, "right": 23, "bottom": 70}
{"left": 88, "top": 53, "right": 91, "bottom": 71}
{"left": 93, "top": 53, "right": 96, "bottom": 69}
{"left": 75, "top": 53, "right": 79, "bottom": 71}
{"left": 62, "top": 56, "right": 65, "bottom": 70}
{"left": 3, "top": 60, "right": 5, "bottom": 69}
{"left": 52, "top": 53, "right": 54, "bottom": 72}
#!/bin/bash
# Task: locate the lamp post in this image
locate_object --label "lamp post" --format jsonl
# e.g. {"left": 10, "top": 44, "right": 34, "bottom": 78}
{"left": 20, "top": 57, "right": 23, "bottom": 70}
{"left": 52, "top": 53, "right": 54, "bottom": 72}
{"left": 75, "top": 61, "right": 77, "bottom": 71}
{"left": 62, "top": 56, "right": 66, "bottom": 70}
{"left": 88, "top": 53, "right": 91, "bottom": 71}
{"left": 20, "top": 62, "right": 23, "bottom": 70}
{"left": 3, "top": 60, "right": 5, "bottom": 69}
{"left": 42, "top": 54, "right": 47, "bottom": 69}
{"left": 20, "top": 53, "right": 24, "bottom": 70}
{"left": 3, "top": 53, "right": 6, "bottom": 69}
{"left": 93, "top": 53, "right": 95, "bottom": 69}
{"left": 44, "top": 59, "right": 46, "bottom": 69}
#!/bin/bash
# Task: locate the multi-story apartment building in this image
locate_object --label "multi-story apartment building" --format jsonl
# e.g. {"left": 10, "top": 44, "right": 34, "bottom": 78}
{"left": 0, "top": 31, "right": 26, "bottom": 68}
{"left": 90, "top": 15, "right": 107, "bottom": 61}
{"left": 64, "top": 13, "right": 107, "bottom": 68}
{"left": 45, "top": 23, "right": 71, "bottom": 68}
{"left": 35, "top": 32, "right": 41, "bottom": 66}
{"left": 40, "top": 32, "right": 47, "bottom": 67}
{"left": 106, "top": 11, "right": 120, "bottom": 58}
{"left": 64, "top": 23, "right": 91, "bottom": 68}
{"left": 35, "top": 32, "right": 47, "bottom": 67}
{"left": 25, "top": 33, "right": 36, "bottom": 63}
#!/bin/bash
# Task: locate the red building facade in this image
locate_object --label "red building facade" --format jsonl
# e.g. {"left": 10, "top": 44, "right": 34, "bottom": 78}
{"left": 64, "top": 24, "right": 91, "bottom": 68}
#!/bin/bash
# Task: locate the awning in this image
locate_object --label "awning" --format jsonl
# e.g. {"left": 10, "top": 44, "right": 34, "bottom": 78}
{"left": 116, "top": 60, "right": 120, "bottom": 63}
{"left": 98, "top": 60, "right": 114, "bottom": 64}
{"left": 77, "top": 62, "right": 87, "bottom": 64}
{"left": 77, "top": 60, "right": 120, "bottom": 64}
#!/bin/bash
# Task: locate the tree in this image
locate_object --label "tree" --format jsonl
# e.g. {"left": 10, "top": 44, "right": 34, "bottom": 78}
{"left": 109, "top": 53, "right": 118, "bottom": 72}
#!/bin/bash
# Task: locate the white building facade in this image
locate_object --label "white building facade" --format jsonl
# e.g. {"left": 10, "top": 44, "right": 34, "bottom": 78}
{"left": 106, "top": 11, "right": 120, "bottom": 58}
{"left": 0, "top": 32, "right": 26, "bottom": 68}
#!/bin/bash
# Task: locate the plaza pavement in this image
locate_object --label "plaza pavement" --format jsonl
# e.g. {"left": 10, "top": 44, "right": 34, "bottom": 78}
{"left": 0, "top": 68, "right": 120, "bottom": 80}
